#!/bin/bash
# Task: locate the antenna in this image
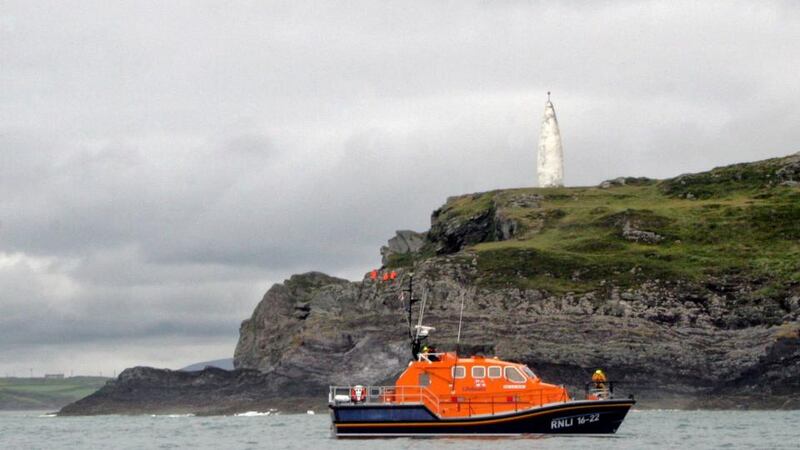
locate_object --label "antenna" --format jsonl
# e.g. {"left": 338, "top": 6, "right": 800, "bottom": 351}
{"left": 451, "top": 290, "right": 470, "bottom": 394}
{"left": 455, "top": 291, "right": 467, "bottom": 356}
{"left": 402, "top": 275, "right": 418, "bottom": 339}
{"left": 403, "top": 275, "right": 429, "bottom": 359}
{"left": 415, "top": 293, "right": 428, "bottom": 340}
{"left": 547, "top": 91, "right": 551, "bottom": 102}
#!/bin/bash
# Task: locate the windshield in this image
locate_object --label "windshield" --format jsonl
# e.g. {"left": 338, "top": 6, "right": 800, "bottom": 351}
{"left": 522, "top": 366, "right": 536, "bottom": 379}
{"left": 504, "top": 366, "right": 526, "bottom": 383}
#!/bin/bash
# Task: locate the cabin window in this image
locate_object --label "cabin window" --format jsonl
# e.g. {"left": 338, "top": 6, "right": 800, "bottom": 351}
{"left": 522, "top": 366, "right": 537, "bottom": 380}
{"left": 504, "top": 366, "right": 526, "bottom": 383}
{"left": 452, "top": 366, "right": 466, "bottom": 379}
{"left": 471, "top": 366, "right": 485, "bottom": 378}
{"left": 419, "top": 372, "right": 431, "bottom": 386}
{"left": 488, "top": 366, "right": 502, "bottom": 379}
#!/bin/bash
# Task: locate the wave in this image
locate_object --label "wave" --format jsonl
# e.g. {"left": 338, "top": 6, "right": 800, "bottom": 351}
{"left": 235, "top": 410, "right": 277, "bottom": 417}
{"left": 148, "top": 414, "right": 196, "bottom": 418}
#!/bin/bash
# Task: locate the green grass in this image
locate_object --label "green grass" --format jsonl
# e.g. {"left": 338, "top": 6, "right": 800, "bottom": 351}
{"left": 659, "top": 155, "right": 798, "bottom": 199}
{"left": 434, "top": 192, "right": 496, "bottom": 222}
{"left": 385, "top": 246, "right": 436, "bottom": 269}
{"left": 425, "top": 161, "right": 800, "bottom": 297}
{"left": 0, "top": 377, "right": 108, "bottom": 410}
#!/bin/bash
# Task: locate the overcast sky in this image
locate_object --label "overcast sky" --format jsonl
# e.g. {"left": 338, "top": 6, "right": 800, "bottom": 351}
{"left": 2, "top": 1, "right": 799, "bottom": 376}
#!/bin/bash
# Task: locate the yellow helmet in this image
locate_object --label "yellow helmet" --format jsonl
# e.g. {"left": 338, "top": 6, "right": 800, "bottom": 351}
{"left": 595, "top": 369, "right": 603, "bottom": 374}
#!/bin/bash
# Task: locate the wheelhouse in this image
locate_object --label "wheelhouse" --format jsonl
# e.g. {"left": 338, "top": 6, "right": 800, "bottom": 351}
{"left": 387, "top": 352, "right": 569, "bottom": 418}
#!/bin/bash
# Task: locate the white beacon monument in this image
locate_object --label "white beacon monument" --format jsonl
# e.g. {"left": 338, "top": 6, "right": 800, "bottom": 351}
{"left": 537, "top": 92, "right": 564, "bottom": 188}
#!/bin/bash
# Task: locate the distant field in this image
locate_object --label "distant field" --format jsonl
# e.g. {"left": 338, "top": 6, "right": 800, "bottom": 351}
{"left": 0, "top": 377, "right": 109, "bottom": 410}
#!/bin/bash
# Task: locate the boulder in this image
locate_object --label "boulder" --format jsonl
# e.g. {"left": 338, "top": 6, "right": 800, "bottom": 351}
{"left": 380, "top": 230, "right": 426, "bottom": 265}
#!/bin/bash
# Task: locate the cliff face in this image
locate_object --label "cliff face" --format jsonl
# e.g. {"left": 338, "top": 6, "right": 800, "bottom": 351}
{"left": 60, "top": 153, "right": 800, "bottom": 415}
{"left": 235, "top": 153, "right": 800, "bottom": 409}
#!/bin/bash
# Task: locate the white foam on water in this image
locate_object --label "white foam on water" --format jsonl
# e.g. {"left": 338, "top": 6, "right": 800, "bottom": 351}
{"left": 148, "top": 414, "right": 195, "bottom": 418}
{"left": 235, "top": 411, "right": 271, "bottom": 417}
{"left": 38, "top": 414, "right": 57, "bottom": 418}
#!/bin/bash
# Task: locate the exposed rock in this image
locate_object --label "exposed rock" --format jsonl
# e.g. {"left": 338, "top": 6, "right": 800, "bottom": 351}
{"left": 233, "top": 271, "right": 357, "bottom": 373}
{"left": 622, "top": 220, "right": 664, "bottom": 243}
{"left": 493, "top": 210, "right": 519, "bottom": 241}
{"left": 775, "top": 153, "right": 800, "bottom": 184}
{"left": 426, "top": 194, "right": 540, "bottom": 254}
{"left": 696, "top": 335, "right": 800, "bottom": 409}
{"left": 599, "top": 177, "right": 655, "bottom": 189}
{"left": 506, "top": 193, "right": 543, "bottom": 208}
{"left": 62, "top": 254, "right": 800, "bottom": 415}
{"left": 226, "top": 266, "right": 799, "bottom": 410}
{"left": 428, "top": 199, "right": 497, "bottom": 253}
{"left": 58, "top": 366, "right": 319, "bottom": 416}
{"left": 598, "top": 209, "right": 668, "bottom": 244}
{"left": 661, "top": 151, "right": 800, "bottom": 198}
{"left": 380, "top": 230, "right": 426, "bottom": 266}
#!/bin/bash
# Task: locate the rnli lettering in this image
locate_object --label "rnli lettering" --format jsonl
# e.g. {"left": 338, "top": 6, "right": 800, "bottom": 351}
{"left": 550, "top": 413, "right": 599, "bottom": 430}
{"left": 550, "top": 417, "right": 573, "bottom": 429}
{"left": 463, "top": 386, "right": 486, "bottom": 392}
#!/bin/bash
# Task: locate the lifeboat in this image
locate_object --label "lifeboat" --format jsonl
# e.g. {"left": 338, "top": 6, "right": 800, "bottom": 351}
{"left": 328, "top": 275, "right": 635, "bottom": 437}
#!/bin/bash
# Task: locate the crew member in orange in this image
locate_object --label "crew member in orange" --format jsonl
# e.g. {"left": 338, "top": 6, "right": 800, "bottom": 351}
{"left": 592, "top": 369, "right": 609, "bottom": 398}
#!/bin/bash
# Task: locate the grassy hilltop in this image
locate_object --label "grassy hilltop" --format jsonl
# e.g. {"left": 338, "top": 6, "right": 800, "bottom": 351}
{"left": 388, "top": 153, "right": 800, "bottom": 325}
{"left": 0, "top": 377, "right": 108, "bottom": 410}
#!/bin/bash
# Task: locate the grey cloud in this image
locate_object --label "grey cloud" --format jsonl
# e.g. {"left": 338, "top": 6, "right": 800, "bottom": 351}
{"left": 1, "top": 0, "right": 799, "bottom": 374}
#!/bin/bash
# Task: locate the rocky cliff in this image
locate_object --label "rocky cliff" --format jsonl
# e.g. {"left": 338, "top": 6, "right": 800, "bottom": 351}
{"left": 234, "top": 152, "right": 800, "bottom": 409}
{"left": 58, "top": 366, "right": 321, "bottom": 416}
{"left": 61, "top": 153, "right": 800, "bottom": 415}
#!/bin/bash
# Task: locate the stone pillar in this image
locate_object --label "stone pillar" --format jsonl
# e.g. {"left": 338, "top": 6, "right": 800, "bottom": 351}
{"left": 537, "top": 93, "right": 564, "bottom": 187}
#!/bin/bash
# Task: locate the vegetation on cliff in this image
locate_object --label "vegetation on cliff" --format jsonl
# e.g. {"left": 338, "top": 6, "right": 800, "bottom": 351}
{"left": 390, "top": 153, "right": 800, "bottom": 329}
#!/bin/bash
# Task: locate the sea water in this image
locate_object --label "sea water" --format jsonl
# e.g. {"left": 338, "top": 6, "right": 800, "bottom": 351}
{"left": 1, "top": 409, "right": 798, "bottom": 449}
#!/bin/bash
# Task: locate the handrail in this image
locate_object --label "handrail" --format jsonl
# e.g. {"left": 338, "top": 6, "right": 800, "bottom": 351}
{"left": 328, "top": 385, "right": 442, "bottom": 410}
{"left": 583, "top": 380, "right": 619, "bottom": 400}
{"left": 416, "top": 352, "right": 445, "bottom": 363}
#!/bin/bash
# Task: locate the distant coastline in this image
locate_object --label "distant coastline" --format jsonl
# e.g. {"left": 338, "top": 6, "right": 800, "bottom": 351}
{"left": 0, "top": 376, "right": 108, "bottom": 411}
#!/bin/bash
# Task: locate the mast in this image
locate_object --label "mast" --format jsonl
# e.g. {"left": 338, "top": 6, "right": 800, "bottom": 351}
{"left": 455, "top": 291, "right": 466, "bottom": 356}
{"left": 403, "top": 275, "right": 416, "bottom": 339}
{"left": 451, "top": 290, "right": 468, "bottom": 393}
{"left": 403, "top": 275, "right": 425, "bottom": 359}
{"left": 403, "top": 274, "right": 438, "bottom": 360}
